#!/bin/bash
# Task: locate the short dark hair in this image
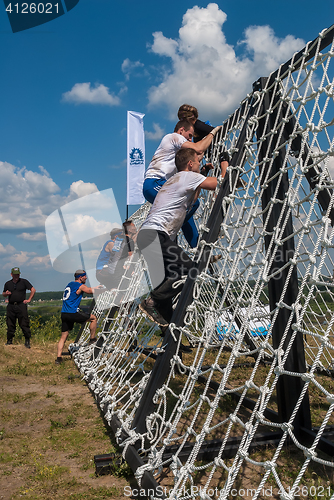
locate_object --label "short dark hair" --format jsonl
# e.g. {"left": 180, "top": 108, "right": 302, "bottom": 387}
{"left": 123, "top": 220, "right": 133, "bottom": 227}
{"left": 123, "top": 220, "right": 136, "bottom": 236}
{"left": 175, "top": 148, "right": 197, "bottom": 172}
{"left": 123, "top": 220, "right": 134, "bottom": 231}
{"left": 174, "top": 120, "right": 193, "bottom": 133}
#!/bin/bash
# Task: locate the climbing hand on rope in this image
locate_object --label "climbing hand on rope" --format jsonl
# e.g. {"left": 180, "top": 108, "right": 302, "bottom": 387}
{"left": 210, "top": 125, "right": 222, "bottom": 136}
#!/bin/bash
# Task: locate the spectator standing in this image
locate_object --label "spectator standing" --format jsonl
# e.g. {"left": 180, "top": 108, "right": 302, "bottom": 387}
{"left": 3, "top": 267, "right": 36, "bottom": 348}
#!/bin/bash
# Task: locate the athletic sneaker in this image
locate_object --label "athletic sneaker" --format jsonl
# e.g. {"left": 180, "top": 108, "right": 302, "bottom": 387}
{"left": 179, "top": 343, "right": 192, "bottom": 353}
{"left": 55, "top": 357, "right": 63, "bottom": 365}
{"left": 139, "top": 299, "right": 169, "bottom": 327}
{"left": 89, "top": 337, "right": 97, "bottom": 345}
{"left": 5, "top": 339, "right": 13, "bottom": 345}
{"left": 160, "top": 325, "right": 168, "bottom": 337}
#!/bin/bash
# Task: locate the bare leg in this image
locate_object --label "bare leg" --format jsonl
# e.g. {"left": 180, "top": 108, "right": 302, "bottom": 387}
{"left": 89, "top": 314, "right": 97, "bottom": 339}
{"left": 57, "top": 331, "right": 69, "bottom": 358}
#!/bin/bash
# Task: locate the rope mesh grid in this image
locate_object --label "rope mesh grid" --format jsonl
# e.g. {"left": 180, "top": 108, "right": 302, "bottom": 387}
{"left": 71, "top": 28, "right": 334, "bottom": 500}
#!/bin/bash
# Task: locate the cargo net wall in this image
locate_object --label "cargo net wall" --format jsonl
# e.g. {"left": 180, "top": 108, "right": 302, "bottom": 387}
{"left": 72, "top": 26, "right": 334, "bottom": 500}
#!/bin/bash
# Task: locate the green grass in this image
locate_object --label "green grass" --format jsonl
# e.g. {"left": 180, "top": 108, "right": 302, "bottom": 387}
{"left": 0, "top": 326, "right": 133, "bottom": 500}
{"left": 0, "top": 298, "right": 91, "bottom": 344}
{"left": 0, "top": 312, "right": 82, "bottom": 345}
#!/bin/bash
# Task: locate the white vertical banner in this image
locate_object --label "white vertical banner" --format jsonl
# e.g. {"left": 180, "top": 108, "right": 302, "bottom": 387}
{"left": 127, "top": 110, "right": 145, "bottom": 205}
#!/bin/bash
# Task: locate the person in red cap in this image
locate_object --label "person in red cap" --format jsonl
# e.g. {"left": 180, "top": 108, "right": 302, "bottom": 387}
{"left": 2, "top": 267, "right": 36, "bottom": 348}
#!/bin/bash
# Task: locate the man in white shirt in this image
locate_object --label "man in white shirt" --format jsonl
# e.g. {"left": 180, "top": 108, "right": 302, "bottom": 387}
{"left": 137, "top": 147, "right": 224, "bottom": 327}
{"left": 143, "top": 120, "right": 221, "bottom": 248}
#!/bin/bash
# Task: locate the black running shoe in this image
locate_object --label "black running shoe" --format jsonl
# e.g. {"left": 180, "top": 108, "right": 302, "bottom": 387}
{"left": 5, "top": 339, "right": 13, "bottom": 345}
{"left": 55, "top": 357, "right": 63, "bottom": 365}
{"left": 160, "top": 325, "right": 169, "bottom": 337}
{"left": 179, "top": 343, "right": 192, "bottom": 353}
{"left": 139, "top": 299, "right": 169, "bottom": 327}
{"left": 25, "top": 339, "right": 31, "bottom": 349}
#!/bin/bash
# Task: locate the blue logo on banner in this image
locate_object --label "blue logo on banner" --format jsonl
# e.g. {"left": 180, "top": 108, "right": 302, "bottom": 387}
{"left": 4, "top": 0, "right": 81, "bottom": 33}
{"left": 129, "top": 148, "right": 144, "bottom": 166}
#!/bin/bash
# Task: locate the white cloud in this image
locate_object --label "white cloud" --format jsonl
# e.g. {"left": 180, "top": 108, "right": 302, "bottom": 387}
{"left": 0, "top": 161, "right": 59, "bottom": 229}
{"left": 38, "top": 165, "right": 50, "bottom": 177}
{"left": 147, "top": 3, "right": 305, "bottom": 121}
{"left": 321, "top": 154, "right": 334, "bottom": 181}
{"left": 240, "top": 25, "right": 305, "bottom": 76}
{"left": 62, "top": 82, "right": 121, "bottom": 106}
{"left": 0, "top": 223, "right": 50, "bottom": 277}
{"left": 28, "top": 255, "right": 51, "bottom": 268}
{"left": 18, "top": 232, "right": 46, "bottom": 241}
{"left": 0, "top": 163, "right": 121, "bottom": 278}
{"left": 309, "top": 147, "right": 334, "bottom": 181}
{"left": 45, "top": 188, "right": 122, "bottom": 267}
{"left": 122, "top": 58, "right": 145, "bottom": 80}
{"left": 69, "top": 180, "right": 99, "bottom": 198}
{"left": 63, "top": 214, "right": 112, "bottom": 243}
{"left": 0, "top": 161, "right": 102, "bottom": 230}
{"left": 145, "top": 123, "right": 165, "bottom": 141}
{"left": 0, "top": 243, "right": 16, "bottom": 254}
{"left": 0, "top": 248, "right": 51, "bottom": 272}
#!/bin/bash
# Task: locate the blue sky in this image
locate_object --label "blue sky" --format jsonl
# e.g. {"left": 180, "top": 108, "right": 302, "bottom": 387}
{"left": 0, "top": 0, "right": 333, "bottom": 292}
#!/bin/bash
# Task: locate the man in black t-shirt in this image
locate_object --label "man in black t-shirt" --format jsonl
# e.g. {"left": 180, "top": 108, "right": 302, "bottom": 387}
{"left": 2, "top": 267, "right": 36, "bottom": 348}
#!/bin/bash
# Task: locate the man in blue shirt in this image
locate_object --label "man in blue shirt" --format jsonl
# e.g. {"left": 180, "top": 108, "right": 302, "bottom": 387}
{"left": 95, "top": 221, "right": 136, "bottom": 290}
{"left": 55, "top": 269, "right": 100, "bottom": 364}
{"left": 95, "top": 221, "right": 138, "bottom": 331}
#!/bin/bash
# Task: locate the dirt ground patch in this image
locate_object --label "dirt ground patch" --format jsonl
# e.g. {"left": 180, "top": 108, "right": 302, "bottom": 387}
{"left": 0, "top": 341, "right": 135, "bottom": 500}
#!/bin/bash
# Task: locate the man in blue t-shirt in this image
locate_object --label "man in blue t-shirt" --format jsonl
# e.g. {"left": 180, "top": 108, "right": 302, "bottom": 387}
{"left": 95, "top": 221, "right": 138, "bottom": 329}
{"left": 55, "top": 269, "right": 100, "bottom": 364}
{"left": 95, "top": 221, "right": 136, "bottom": 290}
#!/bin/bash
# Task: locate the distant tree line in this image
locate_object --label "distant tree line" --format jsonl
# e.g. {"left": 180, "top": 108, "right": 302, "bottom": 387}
{"left": 32, "top": 291, "right": 63, "bottom": 301}
{"left": 31, "top": 291, "right": 93, "bottom": 301}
